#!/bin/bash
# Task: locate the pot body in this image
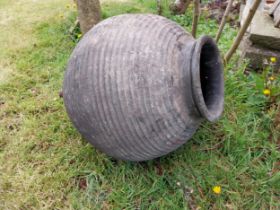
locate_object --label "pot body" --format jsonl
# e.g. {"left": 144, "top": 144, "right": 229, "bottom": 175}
{"left": 63, "top": 14, "right": 224, "bottom": 161}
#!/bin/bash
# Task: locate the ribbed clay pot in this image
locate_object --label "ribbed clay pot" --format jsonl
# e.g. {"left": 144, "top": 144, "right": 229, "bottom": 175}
{"left": 63, "top": 14, "right": 224, "bottom": 161}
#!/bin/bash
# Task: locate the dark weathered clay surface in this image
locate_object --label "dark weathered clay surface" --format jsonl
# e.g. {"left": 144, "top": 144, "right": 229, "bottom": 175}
{"left": 63, "top": 14, "right": 224, "bottom": 161}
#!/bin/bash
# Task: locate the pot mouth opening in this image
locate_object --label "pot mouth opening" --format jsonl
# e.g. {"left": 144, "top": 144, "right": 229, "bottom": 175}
{"left": 191, "top": 36, "right": 224, "bottom": 122}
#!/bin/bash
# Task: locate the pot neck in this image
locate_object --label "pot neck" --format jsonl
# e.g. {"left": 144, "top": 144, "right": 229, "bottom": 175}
{"left": 189, "top": 36, "right": 224, "bottom": 122}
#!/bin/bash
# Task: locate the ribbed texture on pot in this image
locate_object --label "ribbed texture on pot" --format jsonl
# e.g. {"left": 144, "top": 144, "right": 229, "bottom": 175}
{"left": 63, "top": 14, "right": 201, "bottom": 161}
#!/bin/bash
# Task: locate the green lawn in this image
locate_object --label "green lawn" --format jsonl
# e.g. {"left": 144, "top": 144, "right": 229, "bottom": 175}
{"left": 0, "top": 0, "right": 279, "bottom": 209}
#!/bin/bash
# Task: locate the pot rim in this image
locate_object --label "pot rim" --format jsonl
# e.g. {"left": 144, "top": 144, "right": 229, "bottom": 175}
{"left": 191, "top": 35, "right": 224, "bottom": 122}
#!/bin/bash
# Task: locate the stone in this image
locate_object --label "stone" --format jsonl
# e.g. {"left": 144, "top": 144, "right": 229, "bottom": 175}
{"left": 269, "top": 0, "right": 280, "bottom": 27}
{"left": 240, "top": 36, "right": 280, "bottom": 70}
{"left": 276, "top": 15, "right": 280, "bottom": 27}
{"left": 240, "top": 0, "right": 265, "bottom": 27}
{"left": 248, "top": 11, "right": 280, "bottom": 50}
{"left": 269, "top": 0, "right": 280, "bottom": 15}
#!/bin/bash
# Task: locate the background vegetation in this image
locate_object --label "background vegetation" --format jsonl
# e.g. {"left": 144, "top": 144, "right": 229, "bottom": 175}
{"left": 0, "top": 0, "right": 279, "bottom": 209}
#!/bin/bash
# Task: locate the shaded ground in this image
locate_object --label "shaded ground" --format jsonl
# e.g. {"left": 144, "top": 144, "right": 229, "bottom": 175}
{"left": 0, "top": 0, "right": 279, "bottom": 209}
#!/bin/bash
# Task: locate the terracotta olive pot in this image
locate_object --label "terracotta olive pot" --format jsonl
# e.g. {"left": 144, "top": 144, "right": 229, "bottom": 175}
{"left": 63, "top": 14, "right": 224, "bottom": 161}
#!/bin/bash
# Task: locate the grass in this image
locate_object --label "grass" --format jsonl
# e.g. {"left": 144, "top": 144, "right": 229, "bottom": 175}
{"left": 0, "top": 0, "right": 279, "bottom": 209}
